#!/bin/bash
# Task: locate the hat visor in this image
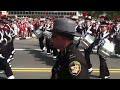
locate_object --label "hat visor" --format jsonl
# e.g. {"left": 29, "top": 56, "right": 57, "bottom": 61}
{"left": 85, "top": 19, "right": 92, "bottom": 21}
{"left": 47, "top": 29, "right": 81, "bottom": 37}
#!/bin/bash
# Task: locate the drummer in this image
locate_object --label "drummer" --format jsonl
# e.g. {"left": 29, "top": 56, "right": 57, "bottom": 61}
{"left": 110, "top": 18, "right": 120, "bottom": 57}
{"left": 96, "top": 19, "right": 113, "bottom": 79}
{"left": 80, "top": 15, "right": 97, "bottom": 74}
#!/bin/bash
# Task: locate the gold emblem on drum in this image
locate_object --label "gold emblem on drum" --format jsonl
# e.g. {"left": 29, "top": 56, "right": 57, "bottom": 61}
{"left": 69, "top": 61, "right": 81, "bottom": 76}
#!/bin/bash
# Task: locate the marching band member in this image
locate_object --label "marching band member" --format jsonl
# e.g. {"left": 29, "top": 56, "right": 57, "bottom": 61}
{"left": 110, "top": 19, "right": 120, "bottom": 57}
{"left": 44, "top": 19, "right": 58, "bottom": 59}
{"left": 5, "top": 19, "right": 16, "bottom": 66}
{"left": 0, "top": 18, "right": 15, "bottom": 79}
{"left": 74, "top": 19, "right": 82, "bottom": 48}
{"left": 44, "top": 21, "right": 53, "bottom": 55}
{"left": 95, "top": 20, "right": 113, "bottom": 79}
{"left": 0, "top": 17, "right": 15, "bottom": 66}
{"left": 77, "top": 16, "right": 97, "bottom": 74}
{"left": 38, "top": 21, "right": 46, "bottom": 52}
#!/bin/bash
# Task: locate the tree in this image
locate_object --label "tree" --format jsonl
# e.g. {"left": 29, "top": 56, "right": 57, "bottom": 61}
{"left": 78, "top": 11, "right": 120, "bottom": 20}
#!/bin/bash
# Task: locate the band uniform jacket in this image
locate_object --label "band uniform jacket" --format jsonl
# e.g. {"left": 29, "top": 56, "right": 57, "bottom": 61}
{"left": 76, "top": 24, "right": 98, "bottom": 48}
{"left": 0, "top": 25, "right": 13, "bottom": 59}
{"left": 94, "top": 30, "right": 113, "bottom": 53}
{"left": 111, "top": 25, "right": 120, "bottom": 41}
{"left": 51, "top": 43, "right": 90, "bottom": 79}
{"left": 111, "top": 25, "right": 120, "bottom": 54}
{"left": 76, "top": 24, "right": 98, "bottom": 37}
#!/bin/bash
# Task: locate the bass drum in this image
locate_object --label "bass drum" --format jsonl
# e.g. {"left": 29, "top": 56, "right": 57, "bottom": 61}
{"left": 33, "top": 29, "right": 43, "bottom": 39}
{"left": 98, "top": 39, "right": 115, "bottom": 59}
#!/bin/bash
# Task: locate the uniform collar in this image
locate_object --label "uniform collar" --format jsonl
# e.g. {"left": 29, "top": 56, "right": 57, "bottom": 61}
{"left": 103, "top": 30, "right": 107, "bottom": 35}
{"left": 60, "top": 42, "right": 74, "bottom": 55}
{"left": 85, "top": 24, "right": 91, "bottom": 28}
{"left": 115, "top": 25, "right": 120, "bottom": 31}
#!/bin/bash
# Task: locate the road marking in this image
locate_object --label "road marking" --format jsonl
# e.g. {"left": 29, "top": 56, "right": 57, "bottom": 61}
{"left": 12, "top": 68, "right": 52, "bottom": 70}
{"left": 12, "top": 68, "right": 120, "bottom": 70}
{"left": 12, "top": 70, "right": 120, "bottom": 73}
{"left": 11, "top": 68, "right": 51, "bottom": 72}
{"left": 14, "top": 49, "right": 97, "bottom": 52}
{"left": 15, "top": 48, "right": 114, "bottom": 55}
{"left": 15, "top": 49, "right": 42, "bottom": 51}
{"left": 93, "top": 71, "right": 120, "bottom": 73}
{"left": 12, "top": 70, "right": 51, "bottom": 72}
{"left": 10, "top": 68, "right": 120, "bottom": 73}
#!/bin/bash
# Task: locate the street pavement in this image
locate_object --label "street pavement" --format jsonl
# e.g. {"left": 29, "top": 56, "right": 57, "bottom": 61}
{"left": 0, "top": 37, "right": 120, "bottom": 79}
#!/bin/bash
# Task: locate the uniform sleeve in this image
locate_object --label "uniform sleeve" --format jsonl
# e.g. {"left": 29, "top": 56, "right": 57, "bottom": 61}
{"left": 51, "top": 59, "right": 59, "bottom": 79}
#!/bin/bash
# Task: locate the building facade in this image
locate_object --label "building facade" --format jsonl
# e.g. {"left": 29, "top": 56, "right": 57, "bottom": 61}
{"left": 8, "top": 11, "right": 80, "bottom": 18}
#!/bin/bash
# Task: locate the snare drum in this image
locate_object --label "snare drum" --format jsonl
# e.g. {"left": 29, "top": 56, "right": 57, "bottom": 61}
{"left": 33, "top": 29, "right": 43, "bottom": 39}
{"left": 81, "top": 34, "right": 95, "bottom": 49}
{"left": 98, "top": 39, "right": 115, "bottom": 59}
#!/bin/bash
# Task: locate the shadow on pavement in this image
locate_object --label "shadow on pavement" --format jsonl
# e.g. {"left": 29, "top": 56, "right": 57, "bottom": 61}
{"left": 23, "top": 48, "right": 56, "bottom": 67}
{"left": 90, "top": 74, "right": 99, "bottom": 79}
{"left": 33, "top": 45, "right": 39, "bottom": 47}
{"left": 0, "top": 76, "right": 6, "bottom": 79}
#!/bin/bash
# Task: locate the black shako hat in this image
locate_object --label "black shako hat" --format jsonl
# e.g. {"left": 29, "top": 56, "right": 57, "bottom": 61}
{"left": 100, "top": 20, "right": 109, "bottom": 25}
{"left": 48, "top": 18, "right": 81, "bottom": 37}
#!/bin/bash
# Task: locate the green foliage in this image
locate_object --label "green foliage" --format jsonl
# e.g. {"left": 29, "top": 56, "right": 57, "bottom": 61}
{"left": 79, "top": 11, "right": 120, "bottom": 20}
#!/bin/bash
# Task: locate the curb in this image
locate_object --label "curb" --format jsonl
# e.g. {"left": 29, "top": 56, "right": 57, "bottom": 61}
{"left": 15, "top": 37, "right": 34, "bottom": 40}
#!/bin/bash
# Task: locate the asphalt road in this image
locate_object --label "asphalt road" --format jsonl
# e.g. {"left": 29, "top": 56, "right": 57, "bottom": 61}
{"left": 0, "top": 37, "right": 120, "bottom": 79}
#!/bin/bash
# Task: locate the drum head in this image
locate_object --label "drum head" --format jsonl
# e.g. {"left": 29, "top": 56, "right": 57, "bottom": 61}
{"left": 84, "top": 34, "right": 95, "bottom": 44}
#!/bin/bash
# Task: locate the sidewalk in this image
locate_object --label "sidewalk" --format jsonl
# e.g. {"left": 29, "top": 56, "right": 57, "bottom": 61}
{"left": 15, "top": 37, "right": 34, "bottom": 40}
{"left": 15, "top": 33, "right": 36, "bottom": 40}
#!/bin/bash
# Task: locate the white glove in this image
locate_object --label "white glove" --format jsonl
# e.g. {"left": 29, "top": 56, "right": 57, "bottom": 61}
{"left": 87, "top": 30, "right": 92, "bottom": 34}
{"left": 0, "top": 54, "right": 5, "bottom": 59}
